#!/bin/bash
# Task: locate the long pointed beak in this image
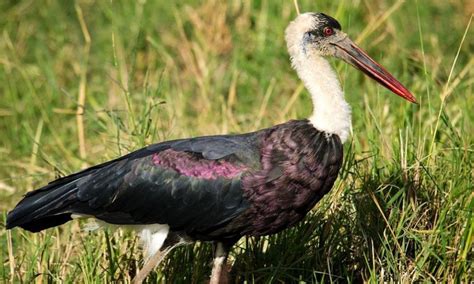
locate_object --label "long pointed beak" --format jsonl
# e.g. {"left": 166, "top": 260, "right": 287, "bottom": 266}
{"left": 332, "top": 37, "right": 417, "bottom": 103}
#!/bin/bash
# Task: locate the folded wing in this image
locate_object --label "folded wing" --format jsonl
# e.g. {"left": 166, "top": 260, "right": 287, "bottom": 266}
{"left": 6, "top": 132, "right": 262, "bottom": 238}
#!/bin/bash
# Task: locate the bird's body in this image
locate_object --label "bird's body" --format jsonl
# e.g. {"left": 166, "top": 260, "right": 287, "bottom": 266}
{"left": 6, "top": 12, "right": 416, "bottom": 283}
{"left": 7, "top": 119, "right": 342, "bottom": 251}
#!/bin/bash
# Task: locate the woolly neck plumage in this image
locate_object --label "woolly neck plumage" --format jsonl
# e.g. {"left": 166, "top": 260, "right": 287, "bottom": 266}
{"left": 293, "top": 55, "right": 351, "bottom": 143}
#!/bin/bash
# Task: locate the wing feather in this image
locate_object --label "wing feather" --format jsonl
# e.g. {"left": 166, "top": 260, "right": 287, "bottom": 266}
{"left": 6, "top": 131, "right": 262, "bottom": 235}
{"left": 75, "top": 133, "right": 260, "bottom": 235}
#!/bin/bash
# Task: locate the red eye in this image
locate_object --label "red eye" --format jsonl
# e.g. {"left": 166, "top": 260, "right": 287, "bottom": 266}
{"left": 323, "top": 27, "right": 334, "bottom": 36}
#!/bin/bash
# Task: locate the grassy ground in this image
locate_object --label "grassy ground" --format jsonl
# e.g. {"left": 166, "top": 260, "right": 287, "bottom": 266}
{"left": 0, "top": 0, "right": 472, "bottom": 282}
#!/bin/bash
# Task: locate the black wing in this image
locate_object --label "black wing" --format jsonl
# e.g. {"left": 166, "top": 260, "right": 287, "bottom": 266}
{"left": 6, "top": 132, "right": 262, "bottom": 238}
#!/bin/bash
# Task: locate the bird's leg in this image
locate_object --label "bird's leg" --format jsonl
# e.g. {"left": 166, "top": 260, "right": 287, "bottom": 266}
{"left": 132, "top": 234, "right": 184, "bottom": 284}
{"left": 132, "top": 245, "right": 172, "bottom": 284}
{"left": 209, "top": 242, "right": 230, "bottom": 284}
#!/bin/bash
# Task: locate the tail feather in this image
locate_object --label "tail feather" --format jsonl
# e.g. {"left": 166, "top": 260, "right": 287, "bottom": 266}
{"left": 6, "top": 179, "right": 81, "bottom": 232}
{"left": 6, "top": 144, "right": 155, "bottom": 232}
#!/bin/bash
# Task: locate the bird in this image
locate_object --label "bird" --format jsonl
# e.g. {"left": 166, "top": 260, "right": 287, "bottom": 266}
{"left": 6, "top": 12, "right": 416, "bottom": 283}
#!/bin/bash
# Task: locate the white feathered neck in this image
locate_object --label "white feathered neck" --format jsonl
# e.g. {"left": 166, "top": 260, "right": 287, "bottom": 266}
{"left": 293, "top": 55, "right": 351, "bottom": 143}
{"left": 285, "top": 14, "right": 352, "bottom": 143}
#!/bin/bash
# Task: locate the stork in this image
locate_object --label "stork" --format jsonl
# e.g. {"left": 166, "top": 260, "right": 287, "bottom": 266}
{"left": 6, "top": 12, "right": 416, "bottom": 283}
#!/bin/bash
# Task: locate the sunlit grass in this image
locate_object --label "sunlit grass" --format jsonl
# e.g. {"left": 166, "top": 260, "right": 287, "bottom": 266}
{"left": 0, "top": 0, "right": 472, "bottom": 282}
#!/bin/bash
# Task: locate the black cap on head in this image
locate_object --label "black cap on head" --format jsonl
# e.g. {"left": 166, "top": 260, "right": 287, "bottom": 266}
{"left": 312, "top": 13, "right": 342, "bottom": 30}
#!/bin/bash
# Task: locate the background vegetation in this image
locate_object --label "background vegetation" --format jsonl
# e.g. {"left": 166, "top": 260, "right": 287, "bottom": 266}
{"left": 0, "top": 0, "right": 472, "bottom": 282}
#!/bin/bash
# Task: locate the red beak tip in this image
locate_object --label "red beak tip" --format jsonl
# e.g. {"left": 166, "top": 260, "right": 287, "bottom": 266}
{"left": 407, "top": 94, "right": 418, "bottom": 104}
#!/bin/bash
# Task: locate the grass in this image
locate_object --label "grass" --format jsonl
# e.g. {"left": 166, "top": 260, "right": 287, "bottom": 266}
{"left": 0, "top": 0, "right": 472, "bottom": 282}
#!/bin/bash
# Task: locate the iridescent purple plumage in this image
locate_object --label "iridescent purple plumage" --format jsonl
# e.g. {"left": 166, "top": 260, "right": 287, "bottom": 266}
{"left": 152, "top": 149, "right": 247, "bottom": 180}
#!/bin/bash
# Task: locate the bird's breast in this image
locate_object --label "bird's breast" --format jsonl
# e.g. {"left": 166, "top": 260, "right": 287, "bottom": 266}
{"left": 239, "top": 120, "right": 344, "bottom": 236}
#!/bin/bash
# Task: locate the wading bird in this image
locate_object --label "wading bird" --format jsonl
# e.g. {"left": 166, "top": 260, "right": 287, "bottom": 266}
{"left": 6, "top": 12, "right": 416, "bottom": 283}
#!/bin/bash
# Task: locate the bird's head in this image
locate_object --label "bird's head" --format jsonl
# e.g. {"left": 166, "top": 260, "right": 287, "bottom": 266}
{"left": 285, "top": 12, "right": 417, "bottom": 103}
